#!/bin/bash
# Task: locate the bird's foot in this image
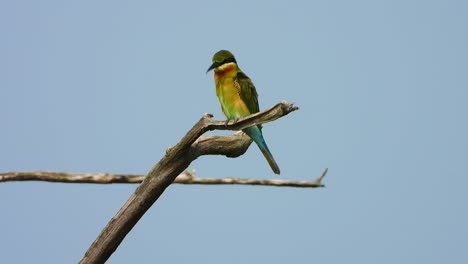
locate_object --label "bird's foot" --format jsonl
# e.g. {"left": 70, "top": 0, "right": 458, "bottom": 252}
{"left": 224, "top": 118, "right": 239, "bottom": 127}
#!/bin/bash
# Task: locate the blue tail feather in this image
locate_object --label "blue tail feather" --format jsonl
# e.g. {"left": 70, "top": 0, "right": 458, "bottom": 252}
{"left": 243, "top": 126, "right": 281, "bottom": 174}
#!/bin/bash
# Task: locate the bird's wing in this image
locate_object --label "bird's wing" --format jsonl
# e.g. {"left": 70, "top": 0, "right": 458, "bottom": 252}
{"left": 235, "top": 71, "right": 259, "bottom": 114}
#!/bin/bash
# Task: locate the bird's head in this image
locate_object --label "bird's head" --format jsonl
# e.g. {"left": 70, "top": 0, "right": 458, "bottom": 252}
{"left": 207, "top": 50, "right": 238, "bottom": 73}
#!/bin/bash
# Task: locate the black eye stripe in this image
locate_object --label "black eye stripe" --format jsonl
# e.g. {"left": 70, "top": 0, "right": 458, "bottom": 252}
{"left": 222, "top": 57, "right": 237, "bottom": 65}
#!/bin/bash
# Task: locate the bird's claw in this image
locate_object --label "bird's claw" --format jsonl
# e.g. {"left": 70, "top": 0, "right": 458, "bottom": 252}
{"left": 224, "top": 118, "right": 239, "bottom": 127}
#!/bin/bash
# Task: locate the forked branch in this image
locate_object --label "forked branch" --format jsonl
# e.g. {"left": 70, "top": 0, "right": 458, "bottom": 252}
{"left": 3, "top": 102, "right": 311, "bottom": 264}
{"left": 77, "top": 102, "right": 301, "bottom": 263}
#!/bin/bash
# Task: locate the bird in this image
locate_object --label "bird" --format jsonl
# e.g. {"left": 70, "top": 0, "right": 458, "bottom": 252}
{"left": 207, "top": 50, "right": 280, "bottom": 174}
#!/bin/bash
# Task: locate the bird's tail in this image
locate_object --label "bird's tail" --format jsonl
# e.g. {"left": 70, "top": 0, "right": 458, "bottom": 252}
{"left": 243, "top": 126, "right": 281, "bottom": 175}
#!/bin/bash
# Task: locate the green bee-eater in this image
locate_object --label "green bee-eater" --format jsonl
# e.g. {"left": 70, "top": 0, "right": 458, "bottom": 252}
{"left": 207, "top": 50, "right": 280, "bottom": 174}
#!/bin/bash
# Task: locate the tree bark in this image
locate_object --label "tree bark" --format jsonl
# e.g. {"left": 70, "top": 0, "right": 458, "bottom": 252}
{"left": 76, "top": 102, "right": 299, "bottom": 264}
{"left": 0, "top": 169, "right": 327, "bottom": 187}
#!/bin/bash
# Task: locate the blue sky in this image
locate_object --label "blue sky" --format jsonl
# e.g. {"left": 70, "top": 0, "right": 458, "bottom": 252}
{"left": 1, "top": 0, "right": 467, "bottom": 263}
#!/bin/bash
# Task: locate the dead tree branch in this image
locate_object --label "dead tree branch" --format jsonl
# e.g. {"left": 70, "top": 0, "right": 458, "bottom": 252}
{"left": 0, "top": 168, "right": 327, "bottom": 187}
{"left": 6, "top": 102, "right": 303, "bottom": 263}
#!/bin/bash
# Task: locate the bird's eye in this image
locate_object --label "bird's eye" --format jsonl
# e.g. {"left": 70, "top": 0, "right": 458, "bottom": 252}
{"left": 222, "top": 57, "right": 236, "bottom": 65}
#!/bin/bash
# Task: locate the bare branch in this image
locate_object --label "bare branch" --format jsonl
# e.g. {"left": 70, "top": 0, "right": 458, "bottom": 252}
{"left": 2, "top": 102, "right": 301, "bottom": 263}
{"left": 0, "top": 169, "right": 327, "bottom": 187}
{"left": 0, "top": 171, "right": 144, "bottom": 184}
{"left": 75, "top": 102, "right": 299, "bottom": 264}
{"left": 175, "top": 168, "right": 328, "bottom": 187}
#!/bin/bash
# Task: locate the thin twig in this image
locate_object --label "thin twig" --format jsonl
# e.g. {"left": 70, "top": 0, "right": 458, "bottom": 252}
{"left": 0, "top": 169, "right": 327, "bottom": 187}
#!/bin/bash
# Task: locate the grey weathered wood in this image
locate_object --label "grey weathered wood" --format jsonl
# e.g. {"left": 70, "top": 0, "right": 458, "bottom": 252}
{"left": 75, "top": 102, "right": 299, "bottom": 264}
{"left": 76, "top": 102, "right": 298, "bottom": 264}
{"left": 12, "top": 102, "right": 296, "bottom": 264}
{"left": 0, "top": 168, "right": 327, "bottom": 187}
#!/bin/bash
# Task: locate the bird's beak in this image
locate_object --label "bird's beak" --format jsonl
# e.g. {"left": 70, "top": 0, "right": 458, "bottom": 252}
{"left": 206, "top": 62, "right": 220, "bottom": 73}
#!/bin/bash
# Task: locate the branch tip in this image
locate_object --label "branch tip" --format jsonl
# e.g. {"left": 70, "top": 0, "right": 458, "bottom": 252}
{"left": 312, "top": 168, "right": 328, "bottom": 186}
{"left": 203, "top": 113, "right": 214, "bottom": 118}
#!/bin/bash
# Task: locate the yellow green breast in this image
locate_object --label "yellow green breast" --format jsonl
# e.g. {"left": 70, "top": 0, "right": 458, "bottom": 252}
{"left": 215, "top": 73, "right": 250, "bottom": 119}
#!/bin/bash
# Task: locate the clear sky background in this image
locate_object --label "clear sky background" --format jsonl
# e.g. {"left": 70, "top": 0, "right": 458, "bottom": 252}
{"left": 1, "top": 0, "right": 467, "bottom": 263}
